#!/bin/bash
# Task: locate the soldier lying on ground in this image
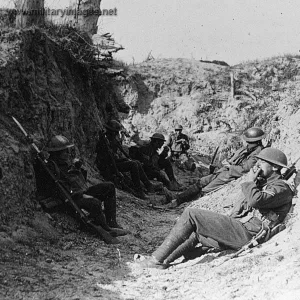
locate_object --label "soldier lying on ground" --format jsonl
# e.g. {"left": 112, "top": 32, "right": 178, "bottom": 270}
{"left": 104, "top": 120, "right": 161, "bottom": 199}
{"left": 135, "top": 148, "right": 294, "bottom": 269}
{"left": 35, "top": 135, "right": 128, "bottom": 238}
{"left": 164, "top": 127, "right": 265, "bottom": 206}
{"left": 129, "top": 133, "right": 181, "bottom": 191}
{"left": 165, "top": 124, "right": 190, "bottom": 159}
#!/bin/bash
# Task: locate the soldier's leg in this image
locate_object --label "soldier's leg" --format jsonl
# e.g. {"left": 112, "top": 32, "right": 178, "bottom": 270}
{"left": 202, "top": 171, "right": 232, "bottom": 193}
{"left": 85, "top": 183, "right": 122, "bottom": 229}
{"left": 158, "top": 157, "right": 176, "bottom": 181}
{"left": 138, "top": 207, "right": 252, "bottom": 268}
{"left": 116, "top": 160, "right": 142, "bottom": 190}
{"left": 145, "top": 167, "right": 171, "bottom": 188}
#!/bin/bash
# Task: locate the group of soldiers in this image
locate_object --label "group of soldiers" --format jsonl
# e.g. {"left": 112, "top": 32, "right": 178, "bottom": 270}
{"left": 35, "top": 121, "right": 296, "bottom": 264}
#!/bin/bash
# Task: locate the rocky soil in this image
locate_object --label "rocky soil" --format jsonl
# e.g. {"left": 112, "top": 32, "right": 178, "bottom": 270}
{"left": 0, "top": 27, "right": 300, "bottom": 300}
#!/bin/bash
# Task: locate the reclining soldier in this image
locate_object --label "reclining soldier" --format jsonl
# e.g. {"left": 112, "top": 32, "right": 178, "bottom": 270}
{"left": 104, "top": 120, "right": 161, "bottom": 199}
{"left": 165, "top": 124, "right": 190, "bottom": 159}
{"left": 129, "top": 133, "right": 181, "bottom": 191}
{"left": 37, "top": 135, "right": 128, "bottom": 238}
{"left": 135, "top": 148, "right": 294, "bottom": 269}
{"left": 164, "top": 127, "right": 265, "bottom": 206}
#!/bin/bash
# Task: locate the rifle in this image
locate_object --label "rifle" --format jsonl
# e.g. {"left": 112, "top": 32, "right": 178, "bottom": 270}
{"left": 12, "top": 117, "right": 119, "bottom": 244}
{"left": 96, "top": 130, "right": 135, "bottom": 194}
{"left": 209, "top": 146, "right": 220, "bottom": 174}
{"left": 282, "top": 156, "right": 300, "bottom": 180}
{"left": 217, "top": 227, "right": 267, "bottom": 266}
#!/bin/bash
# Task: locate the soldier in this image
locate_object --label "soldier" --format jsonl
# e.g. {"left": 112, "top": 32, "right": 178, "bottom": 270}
{"left": 38, "top": 135, "right": 128, "bottom": 237}
{"left": 135, "top": 148, "right": 294, "bottom": 269}
{"left": 129, "top": 133, "right": 181, "bottom": 191}
{"left": 165, "top": 124, "right": 190, "bottom": 159}
{"left": 104, "top": 120, "right": 160, "bottom": 199}
{"left": 164, "top": 127, "right": 265, "bottom": 206}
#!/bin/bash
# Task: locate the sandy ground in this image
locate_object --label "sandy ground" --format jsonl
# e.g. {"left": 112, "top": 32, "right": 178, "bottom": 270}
{"left": 1, "top": 168, "right": 300, "bottom": 300}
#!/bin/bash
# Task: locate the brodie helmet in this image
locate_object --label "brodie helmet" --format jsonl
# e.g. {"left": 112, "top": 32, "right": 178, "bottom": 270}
{"left": 255, "top": 148, "right": 288, "bottom": 168}
{"left": 45, "top": 135, "right": 74, "bottom": 152}
{"left": 243, "top": 127, "right": 265, "bottom": 142}
{"left": 175, "top": 124, "right": 183, "bottom": 131}
{"left": 150, "top": 133, "right": 166, "bottom": 141}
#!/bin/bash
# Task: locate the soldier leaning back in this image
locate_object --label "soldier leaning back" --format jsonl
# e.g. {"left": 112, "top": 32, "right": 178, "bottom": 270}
{"left": 164, "top": 127, "right": 265, "bottom": 206}
{"left": 135, "top": 148, "right": 294, "bottom": 269}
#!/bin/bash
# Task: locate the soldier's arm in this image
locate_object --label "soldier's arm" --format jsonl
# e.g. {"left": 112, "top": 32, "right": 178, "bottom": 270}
{"left": 241, "top": 180, "right": 293, "bottom": 209}
{"left": 228, "top": 156, "right": 258, "bottom": 177}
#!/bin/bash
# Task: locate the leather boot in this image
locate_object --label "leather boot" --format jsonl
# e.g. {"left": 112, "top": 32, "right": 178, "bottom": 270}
{"left": 164, "top": 232, "right": 199, "bottom": 264}
{"left": 145, "top": 181, "right": 164, "bottom": 193}
{"left": 152, "top": 210, "right": 195, "bottom": 263}
{"left": 174, "top": 184, "right": 202, "bottom": 206}
{"left": 163, "top": 187, "right": 178, "bottom": 203}
{"left": 106, "top": 210, "right": 130, "bottom": 236}
{"left": 168, "top": 179, "right": 182, "bottom": 191}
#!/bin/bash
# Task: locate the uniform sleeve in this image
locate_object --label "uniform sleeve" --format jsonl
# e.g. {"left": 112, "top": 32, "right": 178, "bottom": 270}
{"left": 228, "top": 155, "right": 258, "bottom": 177}
{"left": 241, "top": 181, "right": 293, "bottom": 209}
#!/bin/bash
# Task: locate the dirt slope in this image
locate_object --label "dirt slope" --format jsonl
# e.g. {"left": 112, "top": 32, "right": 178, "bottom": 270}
{"left": 1, "top": 27, "right": 300, "bottom": 299}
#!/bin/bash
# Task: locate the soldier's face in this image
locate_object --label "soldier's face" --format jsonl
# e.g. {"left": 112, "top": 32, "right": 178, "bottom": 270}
{"left": 257, "top": 159, "right": 274, "bottom": 178}
{"left": 175, "top": 130, "right": 182, "bottom": 137}
{"left": 59, "top": 149, "right": 71, "bottom": 162}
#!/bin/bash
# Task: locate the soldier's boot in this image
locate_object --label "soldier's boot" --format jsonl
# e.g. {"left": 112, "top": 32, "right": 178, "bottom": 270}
{"left": 164, "top": 232, "right": 199, "bottom": 264}
{"left": 92, "top": 211, "right": 121, "bottom": 244}
{"left": 172, "top": 184, "right": 202, "bottom": 207}
{"left": 168, "top": 179, "right": 182, "bottom": 191}
{"left": 145, "top": 181, "right": 164, "bottom": 193}
{"left": 105, "top": 210, "right": 130, "bottom": 236}
{"left": 163, "top": 187, "right": 178, "bottom": 204}
{"left": 136, "top": 212, "right": 194, "bottom": 269}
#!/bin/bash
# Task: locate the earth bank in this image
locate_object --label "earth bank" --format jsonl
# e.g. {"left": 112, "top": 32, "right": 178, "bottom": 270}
{"left": 0, "top": 28, "right": 300, "bottom": 300}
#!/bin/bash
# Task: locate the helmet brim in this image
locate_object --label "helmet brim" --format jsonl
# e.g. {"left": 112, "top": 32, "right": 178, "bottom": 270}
{"left": 45, "top": 144, "right": 74, "bottom": 152}
{"left": 243, "top": 133, "right": 265, "bottom": 142}
{"left": 255, "top": 155, "right": 287, "bottom": 168}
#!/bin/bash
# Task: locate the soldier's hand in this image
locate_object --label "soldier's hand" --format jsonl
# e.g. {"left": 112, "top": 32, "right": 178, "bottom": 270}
{"left": 248, "top": 167, "right": 262, "bottom": 182}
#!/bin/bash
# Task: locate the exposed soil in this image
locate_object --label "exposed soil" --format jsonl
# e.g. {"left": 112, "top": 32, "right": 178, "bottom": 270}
{"left": 1, "top": 168, "right": 299, "bottom": 300}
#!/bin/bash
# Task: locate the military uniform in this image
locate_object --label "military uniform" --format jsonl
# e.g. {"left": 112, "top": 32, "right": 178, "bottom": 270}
{"left": 167, "top": 143, "right": 264, "bottom": 206}
{"left": 129, "top": 141, "right": 176, "bottom": 188}
{"left": 142, "top": 170, "right": 294, "bottom": 267}
{"left": 39, "top": 157, "right": 120, "bottom": 229}
{"left": 165, "top": 132, "right": 190, "bottom": 158}
{"left": 105, "top": 131, "right": 154, "bottom": 198}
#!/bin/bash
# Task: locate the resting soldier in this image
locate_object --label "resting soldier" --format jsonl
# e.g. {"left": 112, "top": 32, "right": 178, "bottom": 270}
{"left": 129, "top": 133, "right": 181, "bottom": 191}
{"left": 165, "top": 124, "right": 190, "bottom": 159}
{"left": 37, "top": 135, "right": 128, "bottom": 238}
{"left": 135, "top": 148, "right": 294, "bottom": 269}
{"left": 104, "top": 120, "right": 160, "bottom": 199}
{"left": 164, "top": 127, "right": 265, "bottom": 206}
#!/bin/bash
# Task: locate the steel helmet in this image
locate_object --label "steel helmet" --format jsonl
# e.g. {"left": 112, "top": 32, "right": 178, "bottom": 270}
{"left": 255, "top": 148, "right": 288, "bottom": 168}
{"left": 175, "top": 124, "right": 183, "bottom": 131}
{"left": 243, "top": 127, "right": 265, "bottom": 142}
{"left": 45, "top": 135, "right": 74, "bottom": 152}
{"left": 104, "top": 120, "right": 123, "bottom": 132}
{"left": 150, "top": 133, "right": 166, "bottom": 141}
